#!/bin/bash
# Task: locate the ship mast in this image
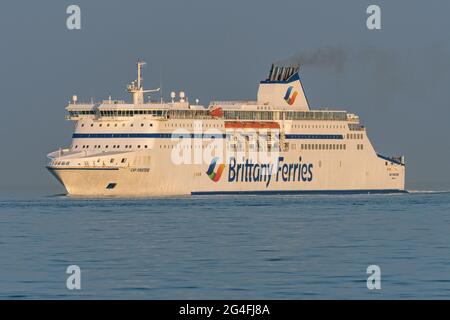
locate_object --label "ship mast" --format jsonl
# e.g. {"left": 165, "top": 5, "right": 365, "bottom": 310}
{"left": 127, "top": 60, "right": 160, "bottom": 104}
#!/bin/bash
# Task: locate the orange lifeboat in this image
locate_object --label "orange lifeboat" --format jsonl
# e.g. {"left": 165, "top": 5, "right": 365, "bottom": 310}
{"left": 224, "top": 121, "right": 280, "bottom": 129}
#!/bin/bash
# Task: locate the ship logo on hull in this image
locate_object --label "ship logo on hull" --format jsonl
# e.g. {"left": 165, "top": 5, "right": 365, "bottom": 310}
{"left": 284, "top": 86, "right": 298, "bottom": 105}
{"left": 206, "top": 157, "right": 225, "bottom": 182}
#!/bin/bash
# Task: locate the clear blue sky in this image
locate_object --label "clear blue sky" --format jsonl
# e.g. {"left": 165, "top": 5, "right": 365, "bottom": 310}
{"left": 1, "top": 0, "right": 449, "bottom": 194}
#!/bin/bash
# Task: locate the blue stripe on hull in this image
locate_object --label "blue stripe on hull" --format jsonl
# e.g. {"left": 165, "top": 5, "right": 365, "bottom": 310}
{"left": 191, "top": 189, "right": 408, "bottom": 195}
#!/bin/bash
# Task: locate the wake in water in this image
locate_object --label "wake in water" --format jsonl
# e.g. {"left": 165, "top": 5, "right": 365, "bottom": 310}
{"left": 407, "top": 190, "right": 450, "bottom": 194}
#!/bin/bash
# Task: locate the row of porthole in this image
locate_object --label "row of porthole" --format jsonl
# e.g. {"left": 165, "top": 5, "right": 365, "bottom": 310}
{"left": 163, "top": 144, "right": 226, "bottom": 149}
{"left": 291, "top": 124, "right": 346, "bottom": 129}
{"left": 160, "top": 144, "right": 279, "bottom": 151}
{"left": 106, "top": 158, "right": 127, "bottom": 164}
{"left": 165, "top": 123, "right": 223, "bottom": 128}
{"left": 74, "top": 145, "right": 149, "bottom": 149}
{"left": 160, "top": 144, "right": 211, "bottom": 149}
{"left": 80, "top": 123, "right": 154, "bottom": 128}
{"left": 52, "top": 158, "right": 128, "bottom": 166}
{"left": 78, "top": 122, "right": 350, "bottom": 130}
{"left": 52, "top": 161, "right": 70, "bottom": 166}
{"left": 160, "top": 144, "right": 225, "bottom": 149}
{"left": 79, "top": 122, "right": 222, "bottom": 129}
{"left": 300, "top": 144, "right": 347, "bottom": 150}
{"left": 347, "top": 133, "right": 364, "bottom": 139}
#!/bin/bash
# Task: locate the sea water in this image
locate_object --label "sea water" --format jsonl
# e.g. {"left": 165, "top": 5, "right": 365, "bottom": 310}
{"left": 0, "top": 192, "right": 449, "bottom": 299}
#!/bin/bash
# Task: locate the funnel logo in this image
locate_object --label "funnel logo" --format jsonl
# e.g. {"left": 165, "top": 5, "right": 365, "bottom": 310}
{"left": 206, "top": 157, "right": 225, "bottom": 182}
{"left": 284, "top": 86, "right": 298, "bottom": 105}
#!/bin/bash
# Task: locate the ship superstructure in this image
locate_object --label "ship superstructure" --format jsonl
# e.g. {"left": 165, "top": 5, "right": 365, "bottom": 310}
{"left": 47, "top": 61, "right": 406, "bottom": 195}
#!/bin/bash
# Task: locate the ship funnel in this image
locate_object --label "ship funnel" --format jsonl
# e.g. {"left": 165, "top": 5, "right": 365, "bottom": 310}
{"left": 257, "top": 64, "right": 309, "bottom": 110}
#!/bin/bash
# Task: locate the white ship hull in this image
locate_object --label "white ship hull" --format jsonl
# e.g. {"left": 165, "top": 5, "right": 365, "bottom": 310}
{"left": 48, "top": 143, "right": 405, "bottom": 196}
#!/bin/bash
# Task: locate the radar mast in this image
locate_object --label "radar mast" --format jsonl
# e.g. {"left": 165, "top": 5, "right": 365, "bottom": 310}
{"left": 127, "top": 60, "right": 160, "bottom": 104}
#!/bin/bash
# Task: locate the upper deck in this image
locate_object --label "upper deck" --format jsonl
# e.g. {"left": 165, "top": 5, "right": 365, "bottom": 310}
{"left": 65, "top": 61, "right": 359, "bottom": 124}
{"left": 66, "top": 100, "right": 355, "bottom": 123}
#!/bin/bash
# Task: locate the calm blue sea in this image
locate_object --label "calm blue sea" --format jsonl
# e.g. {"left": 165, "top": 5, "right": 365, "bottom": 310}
{"left": 1, "top": 192, "right": 450, "bottom": 299}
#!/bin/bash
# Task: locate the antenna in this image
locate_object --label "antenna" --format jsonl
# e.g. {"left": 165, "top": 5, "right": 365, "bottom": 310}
{"left": 137, "top": 60, "right": 146, "bottom": 89}
{"left": 160, "top": 65, "right": 163, "bottom": 104}
{"left": 127, "top": 59, "right": 160, "bottom": 104}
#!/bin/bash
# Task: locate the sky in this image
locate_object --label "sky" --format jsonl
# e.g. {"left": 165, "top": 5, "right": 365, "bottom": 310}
{"left": 0, "top": 0, "right": 449, "bottom": 194}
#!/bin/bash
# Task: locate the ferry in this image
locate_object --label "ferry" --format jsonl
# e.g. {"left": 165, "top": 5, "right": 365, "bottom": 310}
{"left": 47, "top": 61, "right": 406, "bottom": 195}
